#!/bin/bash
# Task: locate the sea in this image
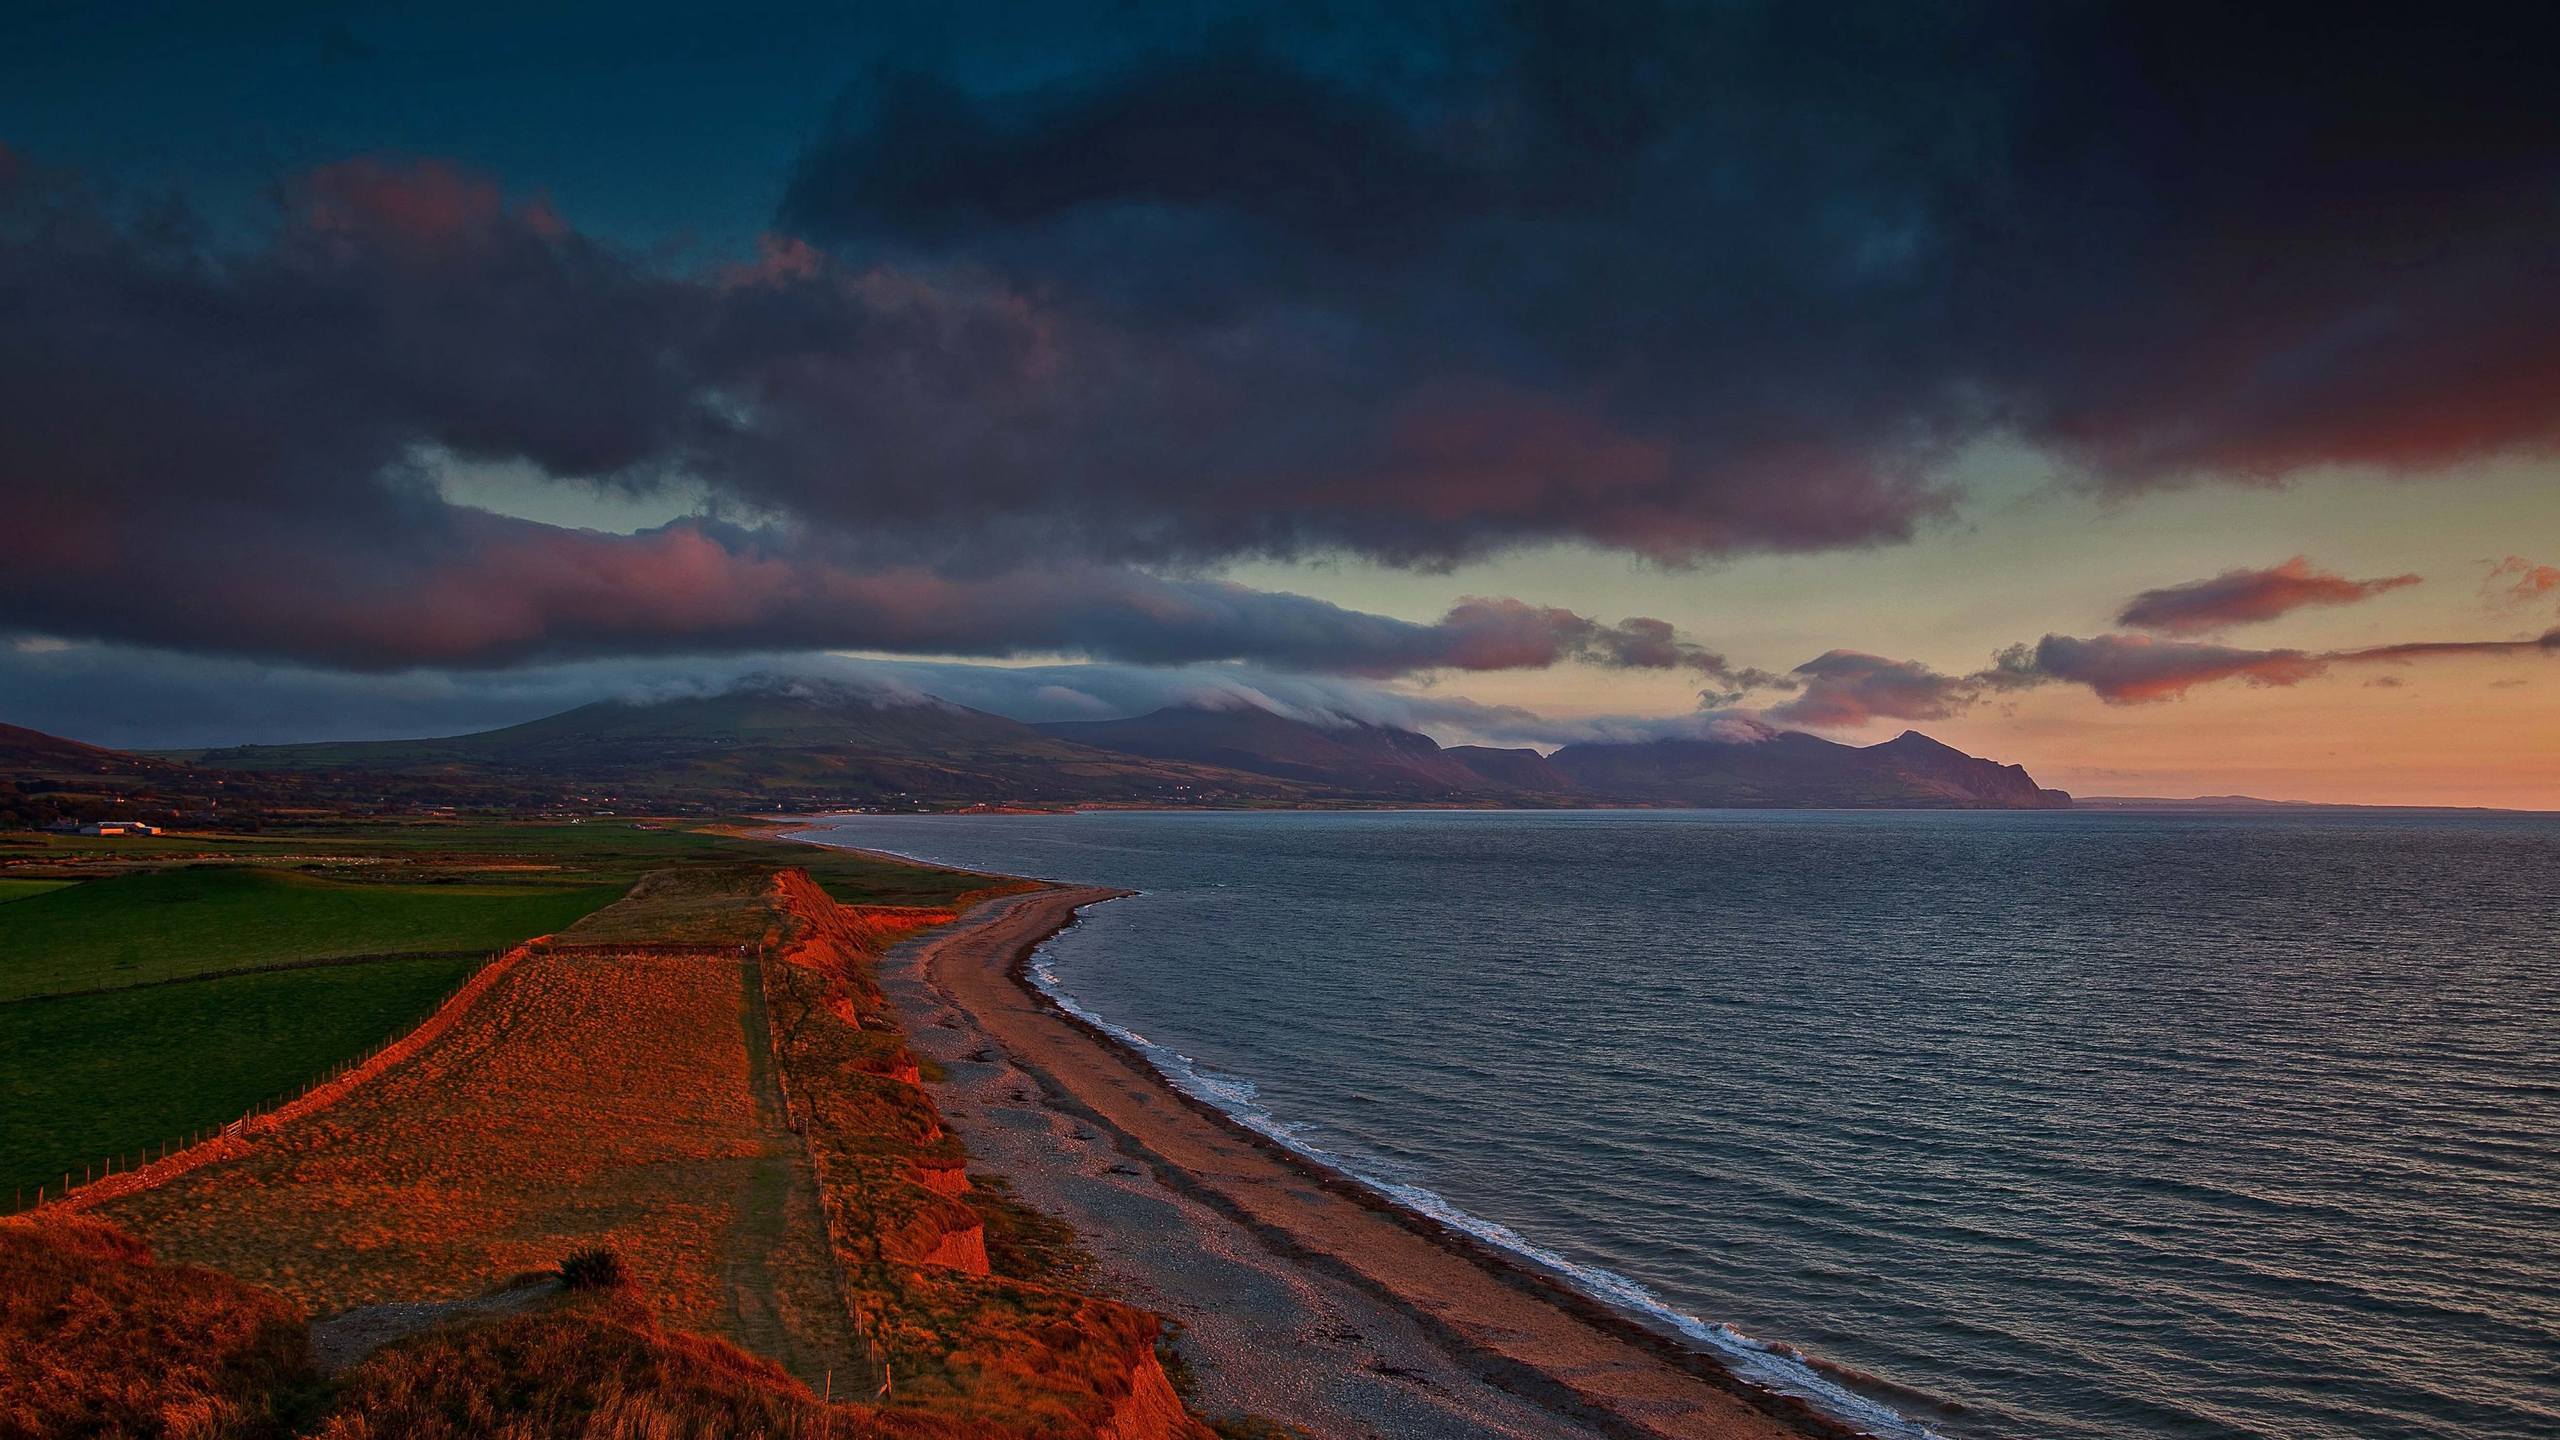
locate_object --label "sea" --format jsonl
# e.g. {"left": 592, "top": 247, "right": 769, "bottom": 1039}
{"left": 799, "top": 808, "right": 2560, "bottom": 1440}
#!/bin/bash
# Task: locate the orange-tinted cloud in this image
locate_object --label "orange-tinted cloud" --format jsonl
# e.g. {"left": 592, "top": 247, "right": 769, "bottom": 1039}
{"left": 2488, "top": 555, "right": 2560, "bottom": 607}
{"left": 300, "top": 157, "right": 514, "bottom": 247}
{"left": 2116, "top": 557, "right": 2420, "bottom": 635}
{"left": 1985, "top": 633, "right": 2329, "bottom": 704}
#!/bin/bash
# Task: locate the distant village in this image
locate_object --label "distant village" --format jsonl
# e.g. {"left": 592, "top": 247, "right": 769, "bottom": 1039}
{"left": 42, "top": 818, "right": 164, "bottom": 836}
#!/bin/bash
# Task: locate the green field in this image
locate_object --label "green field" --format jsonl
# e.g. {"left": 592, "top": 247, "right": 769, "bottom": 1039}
{"left": 0, "top": 877, "right": 74, "bottom": 903}
{"left": 296, "top": 820, "right": 1005, "bottom": 906}
{"left": 0, "top": 953, "right": 484, "bottom": 1201}
{"left": 0, "top": 819, "right": 1006, "bottom": 910}
{"left": 0, "top": 866, "right": 623, "bottom": 1001}
{"left": 0, "top": 817, "right": 1012, "bottom": 1209}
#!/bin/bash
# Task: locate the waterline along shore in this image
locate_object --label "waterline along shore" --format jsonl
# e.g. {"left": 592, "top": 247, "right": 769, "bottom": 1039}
{"left": 806, "top": 807, "right": 2560, "bottom": 1440}
{"left": 844, "top": 849, "right": 1850, "bottom": 1440}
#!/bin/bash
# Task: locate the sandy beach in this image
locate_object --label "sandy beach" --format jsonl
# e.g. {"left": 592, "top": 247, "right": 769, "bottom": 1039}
{"left": 882, "top": 882, "right": 1841, "bottom": 1440}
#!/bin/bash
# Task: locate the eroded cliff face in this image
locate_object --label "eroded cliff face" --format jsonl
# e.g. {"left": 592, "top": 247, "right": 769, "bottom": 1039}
{"left": 760, "top": 870, "right": 1213, "bottom": 1440}
{"left": 1102, "top": 1349, "right": 1197, "bottom": 1440}
{"left": 913, "top": 1161, "right": 973, "bottom": 1198}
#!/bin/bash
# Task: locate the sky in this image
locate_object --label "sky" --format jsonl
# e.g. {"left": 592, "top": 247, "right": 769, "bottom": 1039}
{"left": 4, "top": 1, "right": 2557, "bottom": 806}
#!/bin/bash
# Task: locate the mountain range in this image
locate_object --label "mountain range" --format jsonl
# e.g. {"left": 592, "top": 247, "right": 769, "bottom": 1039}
{"left": 6, "top": 683, "right": 2072, "bottom": 822}
{"left": 1033, "top": 704, "right": 2069, "bottom": 809}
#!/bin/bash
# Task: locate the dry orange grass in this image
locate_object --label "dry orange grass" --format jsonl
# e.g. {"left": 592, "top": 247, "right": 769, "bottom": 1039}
{"left": 100, "top": 943, "right": 843, "bottom": 1367}
{"left": 76, "top": 866, "right": 1211, "bottom": 1440}
{"left": 0, "top": 1213, "right": 310, "bottom": 1440}
{"left": 311, "top": 1293, "right": 969, "bottom": 1440}
{"left": 0, "top": 1213, "right": 965, "bottom": 1440}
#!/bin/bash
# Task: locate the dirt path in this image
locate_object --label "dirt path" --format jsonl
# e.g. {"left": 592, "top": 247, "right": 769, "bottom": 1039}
{"left": 894, "top": 888, "right": 1836, "bottom": 1440}
{"left": 723, "top": 952, "right": 857, "bottom": 1388}
{"left": 308, "top": 1277, "right": 560, "bottom": 1372}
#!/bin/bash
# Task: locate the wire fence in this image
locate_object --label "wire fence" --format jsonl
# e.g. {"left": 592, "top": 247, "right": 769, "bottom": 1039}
{"left": 7, "top": 950, "right": 508, "bottom": 1215}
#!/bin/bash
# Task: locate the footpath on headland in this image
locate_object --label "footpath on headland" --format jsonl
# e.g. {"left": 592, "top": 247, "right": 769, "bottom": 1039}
{"left": 899, "top": 882, "right": 1839, "bottom": 1440}
{"left": 15, "top": 851, "right": 1219, "bottom": 1440}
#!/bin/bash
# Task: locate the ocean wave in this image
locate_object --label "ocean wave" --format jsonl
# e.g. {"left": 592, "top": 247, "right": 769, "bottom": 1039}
{"left": 1026, "top": 904, "right": 1947, "bottom": 1440}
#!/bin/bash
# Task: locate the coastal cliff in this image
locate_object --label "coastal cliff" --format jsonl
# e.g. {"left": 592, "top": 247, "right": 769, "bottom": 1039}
{"left": 760, "top": 870, "right": 1215, "bottom": 1440}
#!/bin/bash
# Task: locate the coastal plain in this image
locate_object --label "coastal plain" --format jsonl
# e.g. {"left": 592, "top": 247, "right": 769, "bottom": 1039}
{"left": 3, "top": 821, "right": 1218, "bottom": 1438}
{"left": 1, "top": 816, "right": 1836, "bottom": 1439}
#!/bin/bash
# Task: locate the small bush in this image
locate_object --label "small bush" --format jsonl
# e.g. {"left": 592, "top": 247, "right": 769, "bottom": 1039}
{"left": 558, "top": 1245, "right": 626, "bottom": 1291}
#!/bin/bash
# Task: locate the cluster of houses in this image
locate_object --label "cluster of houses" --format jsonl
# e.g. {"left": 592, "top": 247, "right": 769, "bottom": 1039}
{"left": 42, "top": 818, "right": 164, "bottom": 836}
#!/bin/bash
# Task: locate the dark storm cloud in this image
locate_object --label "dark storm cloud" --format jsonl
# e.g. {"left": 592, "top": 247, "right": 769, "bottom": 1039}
{"left": 2116, "top": 559, "right": 2422, "bottom": 635}
{"left": 5, "top": 494, "right": 1733, "bottom": 676}
{"left": 13, "top": 1, "right": 2560, "bottom": 684}
{"left": 0, "top": 157, "right": 1729, "bottom": 673}
{"left": 784, "top": 0, "right": 2560, "bottom": 530}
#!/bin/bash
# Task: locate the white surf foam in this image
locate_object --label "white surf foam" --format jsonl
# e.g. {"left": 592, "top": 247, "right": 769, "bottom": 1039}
{"left": 1024, "top": 903, "right": 1946, "bottom": 1440}
{"left": 797, "top": 825, "right": 1947, "bottom": 1439}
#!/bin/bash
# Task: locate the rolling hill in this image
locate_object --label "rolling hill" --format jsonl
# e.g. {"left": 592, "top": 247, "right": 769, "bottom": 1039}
{"left": 190, "top": 684, "right": 1302, "bottom": 810}
{"left": 0, "top": 722, "right": 335, "bottom": 830}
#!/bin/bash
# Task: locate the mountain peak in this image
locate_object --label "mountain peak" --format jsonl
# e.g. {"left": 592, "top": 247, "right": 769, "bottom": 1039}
{"left": 1873, "top": 729, "right": 1966, "bottom": 756}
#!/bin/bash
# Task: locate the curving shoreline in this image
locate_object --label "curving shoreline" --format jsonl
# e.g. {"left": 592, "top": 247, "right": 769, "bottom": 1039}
{"left": 880, "top": 873, "right": 1856, "bottom": 1440}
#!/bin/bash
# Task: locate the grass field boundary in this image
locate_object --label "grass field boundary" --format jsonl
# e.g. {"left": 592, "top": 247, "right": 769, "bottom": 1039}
{"left": 1, "top": 947, "right": 495, "bottom": 1004}
{"left": 544, "top": 939, "right": 768, "bottom": 955}
{"left": 16, "top": 936, "right": 556, "bottom": 1216}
